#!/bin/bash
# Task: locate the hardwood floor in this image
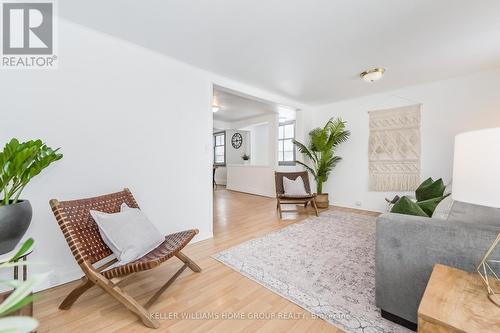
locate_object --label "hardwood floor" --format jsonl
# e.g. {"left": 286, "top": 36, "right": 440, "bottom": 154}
{"left": 35, "top": 189, "right": 379, "bottom": 332}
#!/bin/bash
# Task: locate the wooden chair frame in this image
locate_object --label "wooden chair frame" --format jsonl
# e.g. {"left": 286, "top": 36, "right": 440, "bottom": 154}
{"left": 50, "top": 189, "right": 201, "bottom": 329}
{"left": 274, "top": 171, "right": 319, "bottom": 219}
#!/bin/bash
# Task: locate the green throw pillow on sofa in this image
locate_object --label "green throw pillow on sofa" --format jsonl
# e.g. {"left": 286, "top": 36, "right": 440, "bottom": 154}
{"left": 415, "top": 178, "right": 445, "bottom": 202}
{"left": 417, "top": 194, "right": 450, "bottom": 216}
{"left": 391, "top": 196, "right": 429, "bottom": 217}
{"left": 416, "top": 177, "right": 433, "bottom": 191}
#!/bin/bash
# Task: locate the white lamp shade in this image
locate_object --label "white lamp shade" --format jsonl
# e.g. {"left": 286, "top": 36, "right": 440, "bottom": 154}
{"left": 452, "top": 127, "right": 500, "bottom": 208}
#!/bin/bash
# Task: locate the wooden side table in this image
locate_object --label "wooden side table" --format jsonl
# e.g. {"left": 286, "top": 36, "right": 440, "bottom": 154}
{"left": 418, "top": 264, "right": 500, "bottom": 333}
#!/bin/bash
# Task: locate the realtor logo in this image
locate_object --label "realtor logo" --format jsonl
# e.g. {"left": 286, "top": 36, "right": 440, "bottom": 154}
{"left": 1, "top": 1, "right": 57, "bottom": 68}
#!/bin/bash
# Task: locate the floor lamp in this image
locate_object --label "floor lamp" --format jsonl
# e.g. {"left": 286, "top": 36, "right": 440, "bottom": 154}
{"left": 453, "top": 127, "right": 500, "bottom": 307}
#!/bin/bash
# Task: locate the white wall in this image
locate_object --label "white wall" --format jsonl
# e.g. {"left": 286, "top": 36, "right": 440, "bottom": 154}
{"left": 225, "top": 130, "right": 250, "bottom": 165}
{"left": 214, "top": 129, "right": 250, "bottom": 186}
{"left": 214, "top": 114, "right": 277, "bottom": 186}
{"left": 0, "top": 20, "right": 212, "bottom": 290}
{"left": 0, "top": 19, "right": 306, "bottom": 291}
{"left": 9, "top": 10, "right": 497, "bottom": 292}
{"left": 225, "top": 110, "right": 307, "bottom": 196}
{"left": 233, "top": 114, "right": 280, "bottom": 167}
{"left": 250, "top": 123, "right": 270, "bottom": 165}
{"left": 309, "top": 69, "right": 500, "bottom": 212}
{"left": 213, "top": 119, "right": 231, "bottom": 130}
{"left": 226, "top": 165, "right": 276, "bottom": 197}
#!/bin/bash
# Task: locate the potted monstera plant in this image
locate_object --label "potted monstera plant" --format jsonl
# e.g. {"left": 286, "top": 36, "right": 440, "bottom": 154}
{"left": 293, "top": 118, "right": 350, "bottom": 208}
{"left": 0, "top": 139, "right": 62, "bottom": 254}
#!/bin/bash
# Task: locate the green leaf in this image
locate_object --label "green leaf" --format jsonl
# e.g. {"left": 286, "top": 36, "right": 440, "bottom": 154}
{"left": 294, "top": 117, "right": 350, "bottom": 192}
{"left": 0, "top": 280, "right": 22, "bottom": 289}
{"left": 417, "top": 193, "right": 450, "bottom": 216}
{"left": 293, "top": 140, "right": 315, "bottom": 162}
{"left": 295, "top": 161, "right": 317, "bottom": 179}
{"left": 0, "top": 273, "right": 48, "bottom": 315}
{"left": 0, "top": 139, "right": 62, "bottom": 204}
{"left": 10, "top": 239, "right": 34, "bottom": 262}
{"left": 0, "top": 295, "right": 35, "bottom": 317}
{"left": 391, "top": 196, "right": 429, "bottom": 217}
{"left": 0, "top": 316, "right": 38, "bottom": 333}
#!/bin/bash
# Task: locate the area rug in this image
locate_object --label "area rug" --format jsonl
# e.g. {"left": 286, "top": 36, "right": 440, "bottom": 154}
{"left": 212, "top": 210, "right": 411, "bottom": 333}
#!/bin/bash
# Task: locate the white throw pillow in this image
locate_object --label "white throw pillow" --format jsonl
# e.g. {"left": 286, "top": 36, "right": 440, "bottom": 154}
{"left": 283, "top": 176, "right": 308, "bottom": 196}
{"left": 120, "top": 203, "right": 134, "bottom": 212}
{"left": 432, "top": 195, "right": 454, "bottom": 220}
{"left": 90, "top": 204, "right": 165, "bottom": 264}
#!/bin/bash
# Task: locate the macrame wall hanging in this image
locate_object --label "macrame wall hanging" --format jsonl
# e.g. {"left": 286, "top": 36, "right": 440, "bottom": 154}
{"left": 368, "top": 104, "right": 421, "bottom": 191}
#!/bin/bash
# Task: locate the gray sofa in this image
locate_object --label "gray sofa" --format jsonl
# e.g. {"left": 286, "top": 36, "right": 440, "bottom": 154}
{"left": 375, "top": 201, "right": 500, "bottom": 327}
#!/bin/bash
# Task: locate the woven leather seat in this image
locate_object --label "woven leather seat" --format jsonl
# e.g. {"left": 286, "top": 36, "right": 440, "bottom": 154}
{"left": 50, "top": 189, "right": 201, "bottom": 329}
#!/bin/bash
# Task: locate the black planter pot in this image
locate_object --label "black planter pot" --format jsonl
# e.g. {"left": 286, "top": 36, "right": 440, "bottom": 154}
{"left": 0, "top": 200, "right": 32, "bottom": 255}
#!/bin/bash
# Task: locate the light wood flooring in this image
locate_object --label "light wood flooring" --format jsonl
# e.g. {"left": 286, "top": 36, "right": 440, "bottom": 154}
{"left": 35, "top": 188, "right": 379, "bottom": 332}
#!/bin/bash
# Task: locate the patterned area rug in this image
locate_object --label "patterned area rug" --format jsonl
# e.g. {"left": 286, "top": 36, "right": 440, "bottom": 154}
{"left": 212, "top": 210, "right": 411, "bottom": 333}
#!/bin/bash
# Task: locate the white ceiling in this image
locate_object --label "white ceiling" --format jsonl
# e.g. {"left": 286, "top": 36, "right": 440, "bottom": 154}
{"left": 213, "top": 87, "right": 279, "bottom": 122}
{"left": 60, "top": 0, "right": 500, "bottom": 104}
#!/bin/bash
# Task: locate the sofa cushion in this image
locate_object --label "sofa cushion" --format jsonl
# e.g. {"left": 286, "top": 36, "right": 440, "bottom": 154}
{"left": 447, "top": 200, "right": 500, "bottom": 226}
{"left": 416, "top": 177, "right": 433, "bottom": 192}
{"left": 416, "top": 178, "right": 445, "bottom": 202}
{"left": 391, "top": 196, "right": 429, "bottom": 217}
{"left": 432, "top": 195, "right": 454, "bottom": 220}
{"left": 418, "top": 194, "right": 449, "bottom": 217}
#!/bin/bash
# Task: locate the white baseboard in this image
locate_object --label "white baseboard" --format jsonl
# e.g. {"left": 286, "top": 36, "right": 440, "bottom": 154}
{"left": 331, "top": 202, "right": 384, "bottom": 214}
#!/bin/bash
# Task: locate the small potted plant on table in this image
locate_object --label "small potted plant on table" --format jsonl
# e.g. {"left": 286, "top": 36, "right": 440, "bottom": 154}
{"left": 0, "top": 139, "right": 62, "bottom": 254}
{"left": 293, "top": 118, "right": 350, "bottom": 208}
{"left": 242, "top": 153, "right": 250, "bottom": 165}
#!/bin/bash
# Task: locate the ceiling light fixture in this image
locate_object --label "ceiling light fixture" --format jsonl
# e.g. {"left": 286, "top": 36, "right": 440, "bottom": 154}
{"left": 360, "top": 67, "right": 386, "bottom": 82}
{"left": 212, "top": 105, "right": 220, "bottom": 113}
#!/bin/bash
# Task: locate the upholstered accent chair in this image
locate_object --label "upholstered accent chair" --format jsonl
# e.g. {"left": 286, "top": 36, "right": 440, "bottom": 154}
{"left": 50, "top": 188, "right": 201, "bottom": 328}
{"left": 274, "top": 171, "right": 318, "bottom": 219}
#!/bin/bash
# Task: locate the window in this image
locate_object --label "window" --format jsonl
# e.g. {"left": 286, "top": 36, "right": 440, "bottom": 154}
{"left": 214, "top": 131, "right": 225, "bottom": 165}
{"left": 278, "top": 121, "right": 295, "bottom": 165}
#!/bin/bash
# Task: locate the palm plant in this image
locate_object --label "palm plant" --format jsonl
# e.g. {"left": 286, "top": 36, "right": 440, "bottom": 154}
{"left": 293, "top": 117, "right": 350, "bottom": 194}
